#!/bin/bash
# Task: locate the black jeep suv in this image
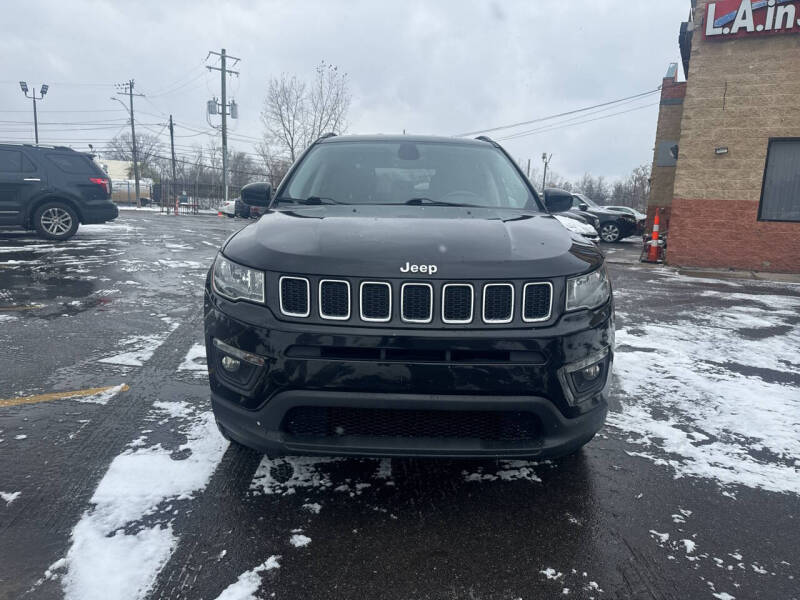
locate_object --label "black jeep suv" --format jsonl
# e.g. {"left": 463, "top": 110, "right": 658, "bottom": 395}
{"left": 0, "top": 144, "right": 118, "bottom": 240}
{"left": 204, "top": 135, "right": 614, "bottom": 459}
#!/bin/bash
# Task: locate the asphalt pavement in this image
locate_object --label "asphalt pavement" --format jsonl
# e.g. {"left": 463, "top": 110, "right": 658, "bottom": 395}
{"left": 1, "top": 211, "right": 798, "bottom": 600}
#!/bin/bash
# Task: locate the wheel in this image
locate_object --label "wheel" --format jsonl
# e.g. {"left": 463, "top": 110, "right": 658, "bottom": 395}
{"left": 34, "top": 201, "right": 79, "bottom": 241}
{"left": 599, "top": 222, "right": 621, "bottom": 243}
{"left": 225, "top": 213, "right": 235, "bottom": 219}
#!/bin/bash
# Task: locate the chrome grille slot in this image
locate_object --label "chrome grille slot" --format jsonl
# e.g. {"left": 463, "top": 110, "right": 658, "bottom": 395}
{"left": 360, "top": 281, "right": 392, "bottom": 322}
{"left": 279, "top": 276, "right": 310, "bottom": 317}
{"left": 319, "top": 279, "right": 350, "bottom": 320}
{"left": 401, "top": 283, "right": 433, "bottom": 323}
{"left": 442, "top": 284, "right": 473, "bottom": 323}
{"left": 523, "top": 282, "right": 553, "bottom": 322}
{"left": 482, "top": 283, "right": 514, "bottom": 323}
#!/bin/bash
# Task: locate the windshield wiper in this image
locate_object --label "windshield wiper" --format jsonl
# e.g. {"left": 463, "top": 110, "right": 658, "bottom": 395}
{"left": 274, "top": 196, "right": 347, "bottom": 205}
{"left": 404, "top": 197, "right": 472, "bottom": 207}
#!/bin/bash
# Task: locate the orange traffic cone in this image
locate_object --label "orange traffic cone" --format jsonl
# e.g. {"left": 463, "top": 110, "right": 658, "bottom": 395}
{"left": 647, "top": 212, "right": 661, "bottom": 262}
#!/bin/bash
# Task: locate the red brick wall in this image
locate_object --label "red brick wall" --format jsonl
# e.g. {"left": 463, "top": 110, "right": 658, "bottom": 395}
{"left": 661, "top": 79, "right": 687, "bottom": 101}
{"left": 667, "top": 198, "right": 800, "bottom": 272}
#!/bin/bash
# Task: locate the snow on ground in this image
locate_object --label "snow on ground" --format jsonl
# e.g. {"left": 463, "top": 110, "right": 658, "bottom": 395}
{"left": 0, "top": 314, "right": 18, "bottom": 322}
{"left": 98, "top": 319, "right": 179, "bottom": 367}
{"left": 462, "top": 460, "right": 543, "bottom": 483}
{"left": 610, "top": 287, "right": 800, "bottom": 494}
{"left": 71, "top": 384, "right": 127, "bottom": 406}
{"left": 212, "top": 556, "right": 280, "bottom": 600}
{"left": 177, "top": 343, "right": 207, "bottom": 376}
{"left": 1, "top": 491, "right": 21, "bottom": 505}
{"left": 289, "top": 534, "right": 311, "bottom": 548}
{"left": 60, "top": 401, "right": 228, "bottom": 600}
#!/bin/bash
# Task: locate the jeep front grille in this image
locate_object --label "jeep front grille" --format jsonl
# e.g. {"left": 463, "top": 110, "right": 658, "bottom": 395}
{"left": 401, "top": 283, "right": 433, "bottom": 323}
{"left": 442, "top": 284, "right": 473, "bottom": 323}
{"left": 483, "top": 283, "right": 514, "bottom": 324}
{"left": 319, "top": 280, "right": 350, "bottom": 320}
{"left": 279, "top": 276, "right": 310, "bottom": 317}
{"left": 523, "top": 282, "right": 553, "bottom": 322}
{"left": 275, "top": 275, "right": 555, "bottom": 327}
{"left": 360, "top": 282, "right": 392, "bottom": 322}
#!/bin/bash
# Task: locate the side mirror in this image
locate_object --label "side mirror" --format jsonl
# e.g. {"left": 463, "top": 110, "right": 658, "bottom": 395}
{"left": 543, "top": 193, "right": 572, "bottom": 214}
{"left": 579, "top": 203, "right": 589, "bottom": 211}
{"left": 240, "top": 182, "right": 272, "bottom": 207}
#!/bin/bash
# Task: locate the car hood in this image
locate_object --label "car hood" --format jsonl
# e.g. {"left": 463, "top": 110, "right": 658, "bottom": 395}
{"left": 223, "top": 205, "right": 602, "bottom": 279}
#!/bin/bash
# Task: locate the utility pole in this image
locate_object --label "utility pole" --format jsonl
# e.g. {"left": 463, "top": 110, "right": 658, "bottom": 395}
{"left": 206, "top": 48, "right": 240, "bottom": 204}
{"left": 526, "top": 158, "right": 531, "bottom": 179}
{"left": 169, "top": 115, "right": 177, "bottom": 212}
{"left": 19, "top": 82, "right": 48, "bottom": 144}
{"left": 541, "top": 153, "right": 553, "bottom": 193}
{"left": 115, "top": 80, "right": 144, "bottom": 208}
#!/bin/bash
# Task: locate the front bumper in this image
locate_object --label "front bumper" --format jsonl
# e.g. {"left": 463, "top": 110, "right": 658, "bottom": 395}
{"left": 205, "top": 286, "right": 614, "bottom": 459}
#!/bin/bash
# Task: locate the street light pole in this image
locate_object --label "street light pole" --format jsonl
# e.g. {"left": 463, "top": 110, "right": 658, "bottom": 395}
{"left": 19, "top": 82, "right": 48, "bottom": 145}
{"left": 541, "top": 153, "right": 552, "bottom": 193}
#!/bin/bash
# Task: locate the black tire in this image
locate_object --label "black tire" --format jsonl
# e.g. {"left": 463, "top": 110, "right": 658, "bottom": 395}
{"left": 33, "top": 201, "right": 79, "bottom": 241}
{"left": 225, "top": 213, "right": 235, "bottom": 219}
{"left": 599, "top": 222, "right": 621, "bottom": 243}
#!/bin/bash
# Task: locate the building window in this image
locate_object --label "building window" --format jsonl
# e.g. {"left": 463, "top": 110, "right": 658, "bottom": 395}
{"left": 759, "top": 139, "right": 800, "bottom": 222}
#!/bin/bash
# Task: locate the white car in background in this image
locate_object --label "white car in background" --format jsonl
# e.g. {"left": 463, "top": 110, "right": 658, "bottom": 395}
{"left": 219, "top": 199, "right": 237, "bottom": 218}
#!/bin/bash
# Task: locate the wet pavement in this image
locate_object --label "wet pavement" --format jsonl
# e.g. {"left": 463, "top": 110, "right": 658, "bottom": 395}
{"left": 1, "top": 212, "right": 798, "bottom": 600}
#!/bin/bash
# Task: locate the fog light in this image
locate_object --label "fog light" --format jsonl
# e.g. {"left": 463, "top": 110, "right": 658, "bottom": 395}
{"left": 556, "top": 347, "right": 611, "bottom": 407}
{"left": 581, "top": 364, "right": 602, "bottom": 380}
{"left": 221, "top": 356, "right": 241, "bottom": 372}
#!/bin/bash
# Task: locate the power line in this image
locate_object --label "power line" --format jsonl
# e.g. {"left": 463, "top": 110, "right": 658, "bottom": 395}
{"left": 496, "top": 102, "right": 659, "bottom": 141}
{"left": 455, "top": 87, "right": 661, "bottom": 137}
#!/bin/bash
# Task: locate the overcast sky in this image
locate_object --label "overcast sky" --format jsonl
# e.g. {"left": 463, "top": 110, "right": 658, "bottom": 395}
{"left": 0, "top": 0, "right": 689, "bottom": 183}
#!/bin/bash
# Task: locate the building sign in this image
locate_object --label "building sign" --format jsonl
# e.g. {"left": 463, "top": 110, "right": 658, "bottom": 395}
{"left": 705, "top": 0, "right": 800, "bottom": 39}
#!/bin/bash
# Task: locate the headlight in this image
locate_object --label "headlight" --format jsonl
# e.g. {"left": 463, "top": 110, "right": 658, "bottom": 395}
{"left": 566, "top": 265, "right": 611, "bottom": 311}
{"left": 212, "top": 254, "right": 265, "bottom": 303}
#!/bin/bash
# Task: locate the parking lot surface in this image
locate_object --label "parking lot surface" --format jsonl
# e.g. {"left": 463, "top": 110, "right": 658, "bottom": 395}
{"left": 1, "top": 212, "right": 799, "bottom": 600}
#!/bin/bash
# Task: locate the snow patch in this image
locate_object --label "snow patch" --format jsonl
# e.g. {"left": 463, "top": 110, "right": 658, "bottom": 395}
{"left": 212, "top": 556, "right": 280, "bottom": 600}
{"left": 61, "top": 405, "right": 227, "bottom": 600}
{"left": 177, "top": 343, "right": 207, "bottom": 376}
{"left": 1, "top": 491, "right": 21, "bottom": 505}
{"left": 289, "top": 534, "right": 311, "bottom": 548}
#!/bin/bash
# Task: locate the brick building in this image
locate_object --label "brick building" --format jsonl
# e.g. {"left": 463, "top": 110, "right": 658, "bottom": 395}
{"left": 648, "top": 0, "right": 800, "bottom": 273}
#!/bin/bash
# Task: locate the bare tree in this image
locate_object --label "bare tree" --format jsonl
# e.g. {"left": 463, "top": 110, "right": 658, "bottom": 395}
{"left": 106, "top": 133, "right": 164, "bottom": 179}
{"left": 262, "top": 74, "right": 307, "bottom": 162}
{"left": 261, "top": 61, "right": 351, "bottom": 163}
{"left": 256, "top": 142, "right": 292, "bottom": 188}
{"left": 306, "top": 61, "right": 350, "bottom": 143}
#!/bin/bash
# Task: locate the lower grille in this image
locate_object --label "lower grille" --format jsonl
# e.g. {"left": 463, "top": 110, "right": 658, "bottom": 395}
{"left": 282, "top": 407, "right": 539, "bottom": 442}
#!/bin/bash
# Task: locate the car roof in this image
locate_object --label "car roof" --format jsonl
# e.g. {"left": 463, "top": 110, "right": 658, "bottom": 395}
{"left": 0, "top": 143, "right": 82, "bottom": 153}
{"left": 317, "top": 134, "right": 493, "bottom": 147}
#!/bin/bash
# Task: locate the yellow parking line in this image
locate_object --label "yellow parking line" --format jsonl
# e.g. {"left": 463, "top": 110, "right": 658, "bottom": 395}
{"left": 0, "top": 385, "right": 130, "bottom": 408}
{"left": 0, "top": 305, "right": 44, "bottom": 312}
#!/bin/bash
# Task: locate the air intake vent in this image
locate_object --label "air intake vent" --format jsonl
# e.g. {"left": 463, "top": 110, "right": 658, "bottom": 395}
{"left": 279, "top": 277, "right": 310, "bottom": 317}
{"left": 523, "top": 282, "right": 552, "bottom": 322}
{"left": 442, "top": 284, "right": 473, "bottom": 323}
{"left": 319, "top": 280, "right": 350, "bottom": 320}
{"left": 360, "top": 282, "right": 391, "bottom": 322}
{"left": 401, "top": 283, "right": 433, "bottom": 323}
{"left": 483, "top": 283, "right": 514, "bottom": 323}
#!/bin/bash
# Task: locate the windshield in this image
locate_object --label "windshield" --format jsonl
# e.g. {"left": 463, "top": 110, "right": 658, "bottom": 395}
{"left": 277, "top": 141, "right": 540, "bottom": 210}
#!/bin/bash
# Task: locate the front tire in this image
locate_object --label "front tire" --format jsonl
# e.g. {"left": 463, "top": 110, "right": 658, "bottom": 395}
{"left": 34, "top": 202, "right": 79, "bottom": 241}
{"left": 599, "top": 222, "right": 621, "bottom": 243}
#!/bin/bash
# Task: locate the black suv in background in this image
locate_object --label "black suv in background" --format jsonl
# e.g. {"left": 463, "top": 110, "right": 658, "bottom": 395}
{"left": 543, "top": 188, "right": 639, "bottom": 243}
{"left": 0, "top": 144, "right": 118, "bottom": 240}
{"left": 205, "top": 135, "right": 614, "bottom": 460}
